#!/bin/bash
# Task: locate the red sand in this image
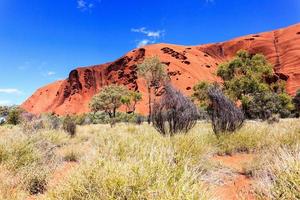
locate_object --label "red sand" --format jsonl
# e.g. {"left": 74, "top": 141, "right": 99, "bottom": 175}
{"left": 22, "top": 23, "right": 300, "bottom": 115}
{"left": 213, "top": 154, "right": 256, "bottom": 200}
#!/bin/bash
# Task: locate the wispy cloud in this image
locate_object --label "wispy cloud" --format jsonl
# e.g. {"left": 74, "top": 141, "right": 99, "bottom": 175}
{"left": 131, "top": 27, "right": 165, "bottom": 48}
{"left": 0, "top": 89, "right": 22, "bottom": 95}
{"left": 77, "top": 0, "right": 101, "bottom": 11}
{"left": 137, "top": 39, "right": 153, "bottom": 48}
{"left": 131, "top": 27, "right": 164, "bottom": 38}
{"left": 47, "top": 71, "right": 56, "bottom": 76}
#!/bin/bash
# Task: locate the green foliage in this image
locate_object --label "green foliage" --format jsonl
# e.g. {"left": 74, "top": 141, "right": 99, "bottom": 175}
{"left": 89, "top": 85, "right": 129, "bottom": 118}
{"left": 87, "top": 112, "right": 144, "bottom": 124}
{"left": 192, "top": 81, "right": 211, "bottom": 108}
{"left": 137, "top": 56, "right": 167, "bottom": 89}
{"left": 137, "top": 56, "right": 167, "bottom": 123}
{"left": 215, "top": 50, "right": 294, "bottom": 119}
{"left": 217, "top": 50, "right": 273, "bottom": 99}
{"left": 242, "top": 92, "right": 294, "bottom": 119}
{"left": 63, "top": 116, "right": 76, "bottom": 137}
{"left": 121, "top": 90, "right": 142, "bottom": 113}
{"left": 7, "top": 107, "right": 23, "bottom": 125}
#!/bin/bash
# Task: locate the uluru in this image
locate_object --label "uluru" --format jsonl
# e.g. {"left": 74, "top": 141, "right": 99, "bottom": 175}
{"left": 21, "top": 23, "right": 300, "bottom": 115}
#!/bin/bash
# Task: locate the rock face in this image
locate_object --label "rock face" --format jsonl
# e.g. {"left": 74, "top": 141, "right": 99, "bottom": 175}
{"left": 22, "top": 23, "right": 300, "bottom": 115}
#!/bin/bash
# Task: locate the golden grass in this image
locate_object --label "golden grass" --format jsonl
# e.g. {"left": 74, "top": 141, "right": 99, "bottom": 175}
{"left": 0, "top": 119, "right": 298, "bottom": 199}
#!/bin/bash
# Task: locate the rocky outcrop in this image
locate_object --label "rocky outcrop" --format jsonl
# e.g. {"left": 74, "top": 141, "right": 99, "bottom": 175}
{"left": 22, "top": 23, "right": 300, "bottom": 115}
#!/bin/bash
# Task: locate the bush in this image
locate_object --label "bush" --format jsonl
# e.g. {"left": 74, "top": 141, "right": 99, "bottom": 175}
{"left": 7, "top": 107, "right": 23, "bottom": 125}
{"left": 267, "top": 114, "right": 280, "bottom": 124}
{"left": 136, "top": 115, "right": 144, "bottom": 125}
{"left": 63, "top": 116, "right": 76, "bottom": 137}
{"left": 293, "top": 89, "right": 300, "bottom": 117}
{"left": 74, "top": 114, "right": 87, "bottom": 125}
{"left": 152, "top": 85, "right": 198, "bottom": 136}
{"left": 22, "top": 119, "right": 45, "bottom": 134}
{"left": 41, "top": 114, "right": 61, "bottom": 130}
{"left": 207, "top": 86, "right": 244, "bottom": 136}
{"left": 87, "top": 112, "right": 144, "bottom": 125}
{"left": 242, "top": 92, "right": 293, "bottom": 120}
{"left": 63, "top": 150, "right": 80, "bottom": 162}
{"left": 26, "top": 174, "right": 47, "bottom": 195}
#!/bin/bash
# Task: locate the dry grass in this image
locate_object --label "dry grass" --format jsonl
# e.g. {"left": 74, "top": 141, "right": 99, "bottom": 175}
{"left": 0, "top": 119, "right": 298, "bottom": 199}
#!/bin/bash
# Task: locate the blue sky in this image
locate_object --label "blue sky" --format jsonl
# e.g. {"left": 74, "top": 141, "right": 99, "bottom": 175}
{"left": 0, "top": 0, "right": 299, "bottom": 105}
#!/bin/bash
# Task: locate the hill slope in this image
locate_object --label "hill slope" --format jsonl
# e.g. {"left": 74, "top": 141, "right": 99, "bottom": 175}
{"left": 22, "top": 23, "right": 300, "bottom": 115}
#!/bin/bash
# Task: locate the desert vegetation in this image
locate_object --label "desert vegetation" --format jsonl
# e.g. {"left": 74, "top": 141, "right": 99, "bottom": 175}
{"left": 0, "top": 115, "right": 299, "bottom": 199}
{"left": 0, "top": 53, "right": 299, "bottom": 200}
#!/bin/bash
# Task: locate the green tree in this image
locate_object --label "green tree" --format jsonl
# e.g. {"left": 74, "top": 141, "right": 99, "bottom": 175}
{"left": 217, "top": 50, "right": 273, "bottom": 100}
{"left": 216, "top": 50, "right": 293, "bottom": 119}
{"left": 121, "top": 91, "right": 142, "bottom": 113}
{"left": 137, "top": 56, "right": 167, "bottom": 124}
{"left": 89, "top": 85, "right": 129, "bottom": 119}
{"left": 192, "top": 81, "right": 214, "bottom": 108}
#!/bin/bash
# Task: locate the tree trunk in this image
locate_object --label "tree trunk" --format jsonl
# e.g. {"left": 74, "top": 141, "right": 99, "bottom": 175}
{"left": 148, "top": 86, "right": 152, "bottom": 124}
{"left": 113, "top": 107, "right": 116, "bottom": 118}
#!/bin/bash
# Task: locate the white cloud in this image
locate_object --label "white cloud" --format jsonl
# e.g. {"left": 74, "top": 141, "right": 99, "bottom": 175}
{"left": 47, "top": 71, "right": 56, "bottom": 76}
{"left": 131, "top": 27, "right": 165, "bottom": 48}
{"left": 206, "top": 0, "right": 215, "bottom": 3}
{"left": 77, "top": 0, "right": 98, "bottom": 11}
{"left": 0, "top": 89, "right": 22, "bottom": 95}
{"left": 131, "top": 27, "right": 164, "bottom": 38}
{"left": 137, "top": 39, "right": 154, "bottom": 48}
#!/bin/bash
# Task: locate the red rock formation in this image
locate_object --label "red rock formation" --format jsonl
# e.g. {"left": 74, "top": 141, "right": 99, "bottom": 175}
{"left": 22, "top": 23, "right": 300, "bottom": 115}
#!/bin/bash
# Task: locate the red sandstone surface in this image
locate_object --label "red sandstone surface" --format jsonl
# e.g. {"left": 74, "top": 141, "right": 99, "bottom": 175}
{"left": 22, "top": 23, "right": 300, "bottom": 115}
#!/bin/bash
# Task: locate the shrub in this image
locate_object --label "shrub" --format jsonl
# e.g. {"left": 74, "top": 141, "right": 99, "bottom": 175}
{"left": 42, "top": 114, "right": 61, "bottom": 130}
{"left": 242, "top": 92, "right": 293, "bottom": 120}
{"left": 0, "top": 106, "right": 9, "bottom": 116}
{"left": 87, "top": 112, "right": 144, "bottom": 125}
{"left": 26, "top": 174, "right": 47, "bottom": 195}
{"left": 63, "top": 116, "right": 76, "bottom": 137}
{"left": 22, "top": 118, "right": 44, "bottom": 134}
{"left": 136, "top": 115, "right": 144, "bottom": 125}
{"left": 267, "top": 114, "right": 280, "bottom": 124}
{"left": 293, "top": 89, "right": 300, "bottom": 117}
{"left": 7, "top": 107, "right": 23, "bottom": 125}
{"left": 63, "top": 150, "right": 79, "bottom": 162}
{"left": 152, "top": 85, "right": 198, "bottom": 136}
{"left": 207, "top": 86, "right": 244, "bottom": 136}
{"left": 88, "top": 112, "right": 110, "bottom": 124}
{"left": 74, "top": 114, "right": 87, "bottom": 125}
